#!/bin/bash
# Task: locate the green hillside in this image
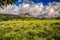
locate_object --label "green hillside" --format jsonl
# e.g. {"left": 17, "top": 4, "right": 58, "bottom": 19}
{"left": 0, "top": 14, "right": 60, "bottom": 21}
{"left": 0, "top": 14, "right": 22, "bottom": 21}
{"left": 0, "top": 14, "right": 60, "bottom": 40}
{"left": 0, "top": 14, "right": 39, "bottom": 21}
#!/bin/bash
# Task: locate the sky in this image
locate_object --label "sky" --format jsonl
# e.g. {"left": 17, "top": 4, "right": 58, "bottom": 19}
{"left": 0, "top": 0, "right": 60, "bottom": 18}
{"left": 15, "top": 0, "right": 60, "bottom": 6}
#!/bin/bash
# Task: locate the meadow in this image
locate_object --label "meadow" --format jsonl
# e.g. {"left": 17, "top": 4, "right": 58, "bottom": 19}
{"left": 0, "top": 14, "right": 60, "bottom": 40}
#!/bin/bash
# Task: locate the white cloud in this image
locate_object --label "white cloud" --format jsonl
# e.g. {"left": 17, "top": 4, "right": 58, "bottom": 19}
{"left": 0, "top": 2, "right": 60, "bottom": 18}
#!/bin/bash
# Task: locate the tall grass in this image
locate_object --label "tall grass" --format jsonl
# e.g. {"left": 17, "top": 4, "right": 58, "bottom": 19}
{"left": 0, "top": 14, "right": 60, "bottom": 40}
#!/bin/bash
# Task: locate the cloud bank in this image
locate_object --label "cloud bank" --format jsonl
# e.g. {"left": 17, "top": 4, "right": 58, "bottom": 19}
{"left": 0, "top": 1, "right": 60, "bottom": 18}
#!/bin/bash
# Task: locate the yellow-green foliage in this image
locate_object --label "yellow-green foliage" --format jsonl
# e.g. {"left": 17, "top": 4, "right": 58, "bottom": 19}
{"left": 0, "top": 14, "right": 60, "bottom": 40}
{"left": 0, "top": 20, "right": 60, "bottom": 40}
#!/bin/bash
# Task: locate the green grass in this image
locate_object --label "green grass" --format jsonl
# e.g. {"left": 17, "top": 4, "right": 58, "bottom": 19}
{"left": 0, "top": 14, "right": 60, "bottom": 40}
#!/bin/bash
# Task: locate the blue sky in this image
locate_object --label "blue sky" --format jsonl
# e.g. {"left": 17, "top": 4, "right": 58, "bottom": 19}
{"left": 15, "top": 0, "right": 60, "bottom": 6}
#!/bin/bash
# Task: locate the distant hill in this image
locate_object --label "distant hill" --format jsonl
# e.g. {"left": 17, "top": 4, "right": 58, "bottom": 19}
{"left": 0, "top": 14, "right": 22, "bottom": 21}
{"left": 0, "top": 13, "right": 60, "bottom": 21}
{"left": 0, "top": 13, "right": 39, "bottom": 21}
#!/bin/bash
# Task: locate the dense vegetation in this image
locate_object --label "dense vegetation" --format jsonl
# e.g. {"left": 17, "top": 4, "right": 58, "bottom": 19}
{"left": 0, "top": 0, "right": 18, "bottom": 7}
{"left": 0, "top": 14, "right": 60, "bottom": 40}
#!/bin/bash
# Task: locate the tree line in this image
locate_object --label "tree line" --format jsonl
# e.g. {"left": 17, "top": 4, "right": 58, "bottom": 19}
{"left": 0, "top": 0, "right": 18, "bottom": 6}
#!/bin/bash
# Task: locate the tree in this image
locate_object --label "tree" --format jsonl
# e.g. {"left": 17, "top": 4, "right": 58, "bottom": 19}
{"left": 0, "top": 0, "right": 18, "bottom": 6}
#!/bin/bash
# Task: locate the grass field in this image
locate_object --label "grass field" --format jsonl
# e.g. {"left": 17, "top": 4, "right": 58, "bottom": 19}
{"left": 0, "top": 14, "right": 60, "bottom": 40}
